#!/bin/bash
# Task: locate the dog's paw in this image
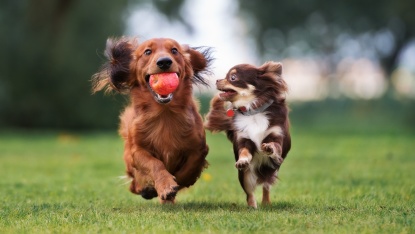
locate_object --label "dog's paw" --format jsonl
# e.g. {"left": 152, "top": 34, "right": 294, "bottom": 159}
{"left": 235, "top": 158, "right": 250, "bottom": 170}
{"left": 262, "top": 143, "right": 283, "bottom": 166}
{"left": 261, "top": 143, "right": 277, "bottom": 155}
{"left": 141, "top": 187, "right": 158, "bottom": 199}
{"left": 159, "top": 184, "right": 179, "bottom": 201}
{"left": 156, "top": 175, "right": 179, "bottom": 201}
{"left": 270, "top": 154, "right": 284, "bottom": 166}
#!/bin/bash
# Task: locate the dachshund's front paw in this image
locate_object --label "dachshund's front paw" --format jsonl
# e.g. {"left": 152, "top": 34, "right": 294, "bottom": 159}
{"left": 159, "top": 185, "right": 179, "bottom": 201}
{"left": 156, "top": 175, "right": 179, "bottom": 201}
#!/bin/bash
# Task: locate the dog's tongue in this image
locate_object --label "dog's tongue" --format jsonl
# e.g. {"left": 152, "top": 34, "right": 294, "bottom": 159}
{"left": 149, "top": 73, "right": 179, "bottom": 95}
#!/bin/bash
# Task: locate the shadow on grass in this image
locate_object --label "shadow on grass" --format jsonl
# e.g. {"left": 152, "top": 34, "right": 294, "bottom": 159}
{"left": 113, "top": 200, "right": 296, "bottom": 213}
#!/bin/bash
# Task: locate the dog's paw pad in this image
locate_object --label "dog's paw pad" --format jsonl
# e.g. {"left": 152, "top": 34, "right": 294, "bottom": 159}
{"left": 235, "top": 158, "right": 250, "bottom": 169}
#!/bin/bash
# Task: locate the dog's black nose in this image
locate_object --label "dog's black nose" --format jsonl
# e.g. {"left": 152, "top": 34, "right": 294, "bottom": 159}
{"left": 156, "top": 57, "right": 173, "bottom": 70}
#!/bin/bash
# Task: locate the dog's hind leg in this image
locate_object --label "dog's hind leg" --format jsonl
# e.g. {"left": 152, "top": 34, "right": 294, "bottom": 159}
{"left": 173, "top": 143, "right": 209, "bottom": 188}
{"left": 239, "top": 169, "right": 258, "bottom": 208}
{"left": 262, "top": 183, "right": 271, "bottom": 206}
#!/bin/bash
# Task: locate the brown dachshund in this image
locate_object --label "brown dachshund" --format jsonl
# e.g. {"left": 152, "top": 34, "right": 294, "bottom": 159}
{"left": 92, "top": 37, "right": 213, "bottom": 204}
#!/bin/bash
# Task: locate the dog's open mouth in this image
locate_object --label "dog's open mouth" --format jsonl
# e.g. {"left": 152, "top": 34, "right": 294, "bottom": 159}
{"left": 219, "top": 88, "right": 237, "bottom": 99}
{"left": 146, "top": 73, "right": 179, "bottom": 104}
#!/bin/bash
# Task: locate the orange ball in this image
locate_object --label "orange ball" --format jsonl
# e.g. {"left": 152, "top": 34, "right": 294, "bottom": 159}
{"left": 149, "top": 73, "right": 179, "bottom": 95}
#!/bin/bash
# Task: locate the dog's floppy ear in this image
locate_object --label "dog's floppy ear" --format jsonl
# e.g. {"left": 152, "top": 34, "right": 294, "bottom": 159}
{"left": 92, "top": 37, "right": 138, "bottom": 94}
{"left": 182, "top": 45, "right": 214, "bottom": 87}
{"left": 259, "top": 61, "right": 287, "bottom": 92}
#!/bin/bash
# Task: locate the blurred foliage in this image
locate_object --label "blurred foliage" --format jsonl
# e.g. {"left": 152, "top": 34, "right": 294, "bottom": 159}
{"left": 1, "top": 0, "right": 414, "bottom": 130}
{"left": 237, "top": 0, "right": 415, "bottom": 76}
{"left": 0, "top": 0, "right": 129, "bottom": 129}
{"left": 0, "top": 0, "right": 200, "bottom": 130}
{"left": 287, "top": 98, "right": 415, "bottom": 134}
{"left": 152, "top": 0, "right": 415, "bottom": 76}
{"left": 197, "top": 94, "right": 415, "bottom": 134}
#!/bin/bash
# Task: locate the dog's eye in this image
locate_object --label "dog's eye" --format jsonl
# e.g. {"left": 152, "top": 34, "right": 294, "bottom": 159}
{"left": 144, "top": 49, "right": 152, "bottom": 55}
{"left": 171, "top": 48, "right": 178, "bottom": 54}
{"left": 230, "top": 74, "right": 237, "bottom": 81}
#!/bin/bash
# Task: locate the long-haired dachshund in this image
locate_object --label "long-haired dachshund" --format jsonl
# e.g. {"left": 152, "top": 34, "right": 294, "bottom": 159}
{"left": 92, "top": 37, "right": 213, "bottom": 204}
{"left": 204, "top": 62, "right": 291, "bottom": 208}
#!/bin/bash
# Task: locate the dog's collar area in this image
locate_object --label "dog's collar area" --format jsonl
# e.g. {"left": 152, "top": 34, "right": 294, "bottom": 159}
{"left": 226, "top": 100, "right": 274, "bottom": 117}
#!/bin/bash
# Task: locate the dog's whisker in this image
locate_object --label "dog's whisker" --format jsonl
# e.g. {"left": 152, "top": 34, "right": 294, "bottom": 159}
{"left": 119, "top": 180, "right": 132, "bottom": 186}
{"left": 116, "top": 175, "right": 133, "bottom": 186}
{"left": 117, "top": 175, "right": 130, "bottom": 180}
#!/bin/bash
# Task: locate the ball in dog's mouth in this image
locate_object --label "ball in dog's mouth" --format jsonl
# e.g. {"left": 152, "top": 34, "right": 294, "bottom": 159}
{"left": 148, "top": 73, "right": 179, "bottom": 104}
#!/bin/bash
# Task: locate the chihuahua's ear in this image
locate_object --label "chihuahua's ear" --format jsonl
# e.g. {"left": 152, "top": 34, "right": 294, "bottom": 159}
{"left": 92, "top": 37, "right": 138, "bottom": 94}
{"left": 259, "top": 61, "right": 287, "bottom": 93}
{"left": 259, "top": 61, "right": 282, "bottom": 76}
{"left": 182, "top": 45, "right": 214, "bottom": 87}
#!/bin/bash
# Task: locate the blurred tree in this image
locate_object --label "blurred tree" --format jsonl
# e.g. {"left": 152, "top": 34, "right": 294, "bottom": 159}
{"left": 236, "top": 0, "right": 415, "bottom": 78}
{"left": 150, "top": 0, "right": 414, "bottom": 84}
{"left": 1, "top": 0, "right": 413, "bottom": 129}
{"left": 0, "top": 0, "right": 192, "bottom": 129}
{"left": 0, "top": 0, "right": 129, "bottom": 129}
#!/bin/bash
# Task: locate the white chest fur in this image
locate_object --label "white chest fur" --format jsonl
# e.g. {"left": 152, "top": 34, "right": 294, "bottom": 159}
{"left": 234, "top": 112, "right": 284, "bottom": 151}
{"left": 234, "top": 113, "right": 269, "bottom": 149}
{"left": 234, "top": 112, "right": 284, "bottom": 179}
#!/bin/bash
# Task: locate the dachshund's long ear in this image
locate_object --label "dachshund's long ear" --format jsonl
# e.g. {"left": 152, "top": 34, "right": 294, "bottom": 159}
{"left": 92, "top": 37, "right": 138, "bottom": 94}
{"left": 182, "top": 45, "right": 214, "bottom": 87}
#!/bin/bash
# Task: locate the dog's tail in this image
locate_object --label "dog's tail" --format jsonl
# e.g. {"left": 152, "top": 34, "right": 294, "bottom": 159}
{"left": 204, "top": 95, "right": 233, "bottom": 132}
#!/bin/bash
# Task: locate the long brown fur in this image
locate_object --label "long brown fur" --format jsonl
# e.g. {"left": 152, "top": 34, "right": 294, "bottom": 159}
{"left": 92, "top": 37, "right": 213, "bottom": 203}
{"left": 205, "top": 61, "right": 291, "bottom": 208}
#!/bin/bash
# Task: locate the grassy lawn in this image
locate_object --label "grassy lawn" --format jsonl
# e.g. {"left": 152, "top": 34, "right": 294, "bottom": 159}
{"left": 0, "top": 127, "right": 414, "bottom": 233}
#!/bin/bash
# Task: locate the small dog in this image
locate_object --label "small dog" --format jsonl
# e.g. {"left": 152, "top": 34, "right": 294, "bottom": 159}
{"left": 205, "top": 61, "right": 291, "bottom": 208}
{"left": 92, "top": 37, "right": 212, "bottom": 204}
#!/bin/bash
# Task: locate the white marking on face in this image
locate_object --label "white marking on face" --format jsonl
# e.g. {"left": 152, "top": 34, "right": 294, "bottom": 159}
{"left": 232, "top": 84, "right": 256, "bottom": 108}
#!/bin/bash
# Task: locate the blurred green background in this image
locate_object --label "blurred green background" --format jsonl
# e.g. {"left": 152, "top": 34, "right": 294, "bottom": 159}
{"left": 1, "top": 0, "right": 414, "bottom": 132}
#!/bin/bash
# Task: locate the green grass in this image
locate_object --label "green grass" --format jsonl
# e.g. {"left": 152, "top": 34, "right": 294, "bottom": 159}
{"left": 0, "top": 127, "right": 414, "bottom": 233}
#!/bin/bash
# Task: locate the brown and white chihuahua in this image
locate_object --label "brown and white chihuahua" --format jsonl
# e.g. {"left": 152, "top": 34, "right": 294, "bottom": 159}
{"left": 205, "top": 61, "right": 291, "bottom": 208}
